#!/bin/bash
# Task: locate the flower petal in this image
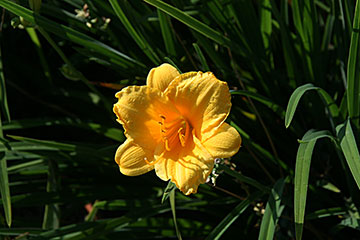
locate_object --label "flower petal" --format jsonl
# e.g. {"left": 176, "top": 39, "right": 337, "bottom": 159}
{"left": 202, "top": 123, "right": 242, "bottom": 158}
{"left": 115, "top": 139, "right": 154, "bottom": 176}
{"left": 154, "top": 134, "right": 214, "bottom": 195}
{"left": 146, "top": 63, "right": 180, "bottom": 92}
{"left": 165, "top": 72, "right": 231, "bottom": 142}
{"left": 113, "top": 85, "right": 181, "bottom": 152}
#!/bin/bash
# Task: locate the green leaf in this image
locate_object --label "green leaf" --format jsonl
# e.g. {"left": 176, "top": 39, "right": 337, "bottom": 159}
{"left": 108, "top": 0, "right": 160, "bottom": 64}
{"left": 161, "top": 181, "right": 176, "bottom": 204}
{"left": 258, "top": 178, "right": 285, "bottom": 240}
{"left": 306, "top": 207, "right": 347, "bottom": 220}
{"left": 285, "top": 83, "right": 339, "bottom": 128}
{"left": 193, "top": 43, "right": 210, "bottom": 72}
{"left": 158, "top": 9, "right": 176, "bottom": 56}
{"left": 3, "top": 118, "right": 125, "bottom": 142}
{"left": 0, "top": 115, "right": 11, "bottom": 227}
{"left": 270, "top": 0, "right": 298, "bottom": 86}
{"left": 0, "top": 37, "right": 10, "bottom": 122}
{"left": 339, "top": 217, "right": 360, "bottom": 231}
{"left": 294, "top": 130, "right": 335, "bottom": 240}
{"left": 26, "top": 27, "right": 52, "bottom": 85}
{"left": 169, "top": 189, "right": 182, "bottom": 240}
{"left": 229, "top": 120, "right": 290, "bottom": 173}
{"left": 192, "top": 31, "right": 230, "bottom": 73}
{"left": 320, "top": 9, "right": 335, "bottom": 51}
{"left": 347, "top": 0, "right": 360, "bottom": 127}
{"left": 260, "top": 0, "right": 272, "bottom": 51}
{"left": 285, "top": 83, "right": 317, "bottom": 128}
{"left": 231, "top": 90, "right": 285, "bottom": 118}
{"left": 0, "top": 151, "right": 11, "bottom": 227}
{"left": 7, "top": 159, "right": 44, "bottom": 173}
{"left": 32, "top": 204, "right": 172, "bottom": 239}
{"left": 42, "top": 159, "right": 60, "bottom": 230}
{"left": 0, "top": 0, "right": 145, "bottom": 70}
{"left": 143, "top": 0, "right": 232, "bottom": 47}
{"left": 7, "top": 135, "right": 76, "bottom": 152}
{"left": 205, "top": 192, "right": 262, "bottom": 240}
{"left": 164, "top": 57, "right": 182, "bottom": 74}
{"left": 216, "top": 165, "right": 270, "bottom": 193}
{"left": 337, "top": 119, "right": 360, "bottom": 190}
{"left": 291, "top": 0, "right": 317, "bottom": 82}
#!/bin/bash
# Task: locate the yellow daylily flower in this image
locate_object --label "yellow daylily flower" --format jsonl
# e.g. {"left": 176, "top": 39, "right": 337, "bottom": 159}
{"left": 113, "top": 63, "right": 241, "bottom": 195}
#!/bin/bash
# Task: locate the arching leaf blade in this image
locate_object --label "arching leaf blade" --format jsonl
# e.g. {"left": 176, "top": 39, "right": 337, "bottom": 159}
{"left": 285, "top": 83, "right": 339, "bottom": 128}
{"left": 285, "top": 83, "right": 317, "bottom": 128}
{"left": 294, "top": 130, "right": 335, "bottom": 240}
{"left": 337, "top": 119, "right": 360, "bottom": 190}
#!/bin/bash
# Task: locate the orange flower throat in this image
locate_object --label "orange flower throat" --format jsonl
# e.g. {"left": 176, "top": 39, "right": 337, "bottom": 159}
{"left": 159, "top": 115, "right": 190, "bottom": 151}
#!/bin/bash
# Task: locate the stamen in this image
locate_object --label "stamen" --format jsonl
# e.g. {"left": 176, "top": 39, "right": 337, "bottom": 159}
{"left": 165, "top": 139, "right": 171, "bottom": 151}
{"left": 178, "top": 127, "right": 186, "bottom": 147}
{"left": 158, "top": 114, "right": 190, "bottom": 151}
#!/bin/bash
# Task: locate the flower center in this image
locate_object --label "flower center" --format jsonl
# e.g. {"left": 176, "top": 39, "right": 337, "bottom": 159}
{"left": 158, "top": 114, "right": 190, "bottom": 151}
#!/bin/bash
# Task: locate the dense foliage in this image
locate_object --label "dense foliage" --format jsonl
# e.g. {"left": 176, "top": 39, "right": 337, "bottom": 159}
{"left": 0, "top": 0, "right": 359, "bottom": 239}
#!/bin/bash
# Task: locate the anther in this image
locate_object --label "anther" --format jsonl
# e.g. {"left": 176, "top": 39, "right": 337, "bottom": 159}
{"left": 165, "top": 139, "right": 171, "bottom": 151}
{"left": 178, "top": 128, "right": 186, "bottom": 147}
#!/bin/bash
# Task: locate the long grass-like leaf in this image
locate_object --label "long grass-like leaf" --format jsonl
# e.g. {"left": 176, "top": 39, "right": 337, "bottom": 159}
{"left": 0, "top": 0, "right": 145, "bottom": 70}
{"left": 270, "top": 0, "right": 298, "bottom": 87}
{"left": 108, "top": 0, "right": 160, "bottom": 64}
{"left": 26, "top": 27, "right": 52, "bottom": 85}
{"left": 230, "top": 120, "right": 290, "bottom": 173}
{"left": 258, "top": 178, "right": 285, "bottom": 240}
{"left": 32, "top": 204, "right": 171, "bottom": 239}
{"left": 260, "top": 0, "right": 272, "bottom": 51}
{"left": 337, "top": 119, "right": 360, "bottom": 189}
{"left": 7, "top": 135, "right": 76, "bottom": 152}
{"left": 158, "top": 9, "right": 176, "bottom": 56}
{"left": 192, "top": 31, "right": 230, "bottom": 73}
{"left": 347, "top": 0, "right": 360, "bottom": 127}
{"left": 205, "top": 192, "right": 262, "bottom": 240}
{"left": 285, "top": 83, "right": 340, "bottom": 128}
{"left": 169, "top": 189, "right": 182, "bottom": 240}
{"left": 321, "top": 8, "right": 335, "bottom": 51}
{"left": 217, "top": 165, "right": 270, "bottom": 193}
{"left": 0, "top": 114, "right": 11, "bottom": 227}
{"left": 193, "top": 43, "right": 210, "bottom": 72}
{"left": 292, "top": 0, "right": 317, "bottom": 82}
{"left": 42, "top": 159, "right": 60, "bottom": 230}
{"left": 143, "top": 0, "right": 232, "bottom": 47}
{"left": 0, "top": 151, "right": 11, "bottom": 227}
{"left": 285, "top": 84, "right": 317, "bottom": 128}
{"left": 306, "top": 207, "right": 347, "bottom": 220}
{"left": 3, "top": 118, "right": 125, "bottom": 142}
{"left": 294, "top": 130, "right": 335, "bottom": 240}
{"left": 231, "top": 90, "right": 285, "bottom": 118}
{"left": 0, "top": 37, "right": 10, "bottom": 122}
